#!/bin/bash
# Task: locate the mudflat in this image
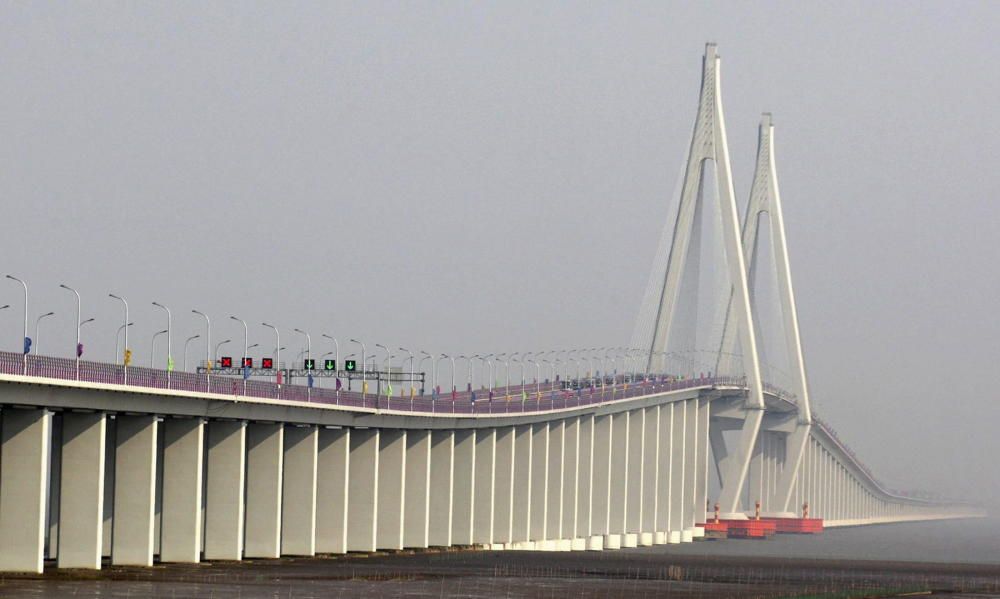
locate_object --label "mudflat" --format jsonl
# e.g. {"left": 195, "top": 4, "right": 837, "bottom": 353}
{"left": 1, "top": 548, "right": 998, "bottom": 598}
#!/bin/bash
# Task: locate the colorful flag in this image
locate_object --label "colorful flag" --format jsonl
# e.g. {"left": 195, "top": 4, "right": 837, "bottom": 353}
{"left": 167, "top": 356, "right": 175, "bottom": 372}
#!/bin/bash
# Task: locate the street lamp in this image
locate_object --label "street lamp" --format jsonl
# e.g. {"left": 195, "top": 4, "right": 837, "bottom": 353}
{"left": 262, "top": 323, "right": 280, "bottom": 374}
{"left": 294, "top": 328, "right": 312, "bottom": 367}
{"left": 34, "top": 312, "right": 55, "bottom": 355}
{"left": 350, "top": 339, "right": 366, "bottom": 396}
{"left": 418, "top": 352, "right": 432, "bottom": 395}
{"left": 528, "top": 355, "right": 541, "bottom": 398}
{"left": 439, "top": 354, "right": 455, "bottom": 396}
{"left": 229, "top": 316, "right": 248, "bottom": 367}
{"left": 214, "top": 339, "right": 232, "bottom": 364}
{"left": 115, "top": 322, "right": 134, "bottom": 364}
{"left": 322, "top": 334, "right": 339, "bottom": 371}
{"left": 481, "top": 354, "right": 495, "bottom": 394}
{"left": 59, "top": 284, "right": 81, "bottom": 373}
{"left": 398, "top": 347, "right": 414, "bottom": 396}
{"left": 151, "top": 329, "right": 168, "bottom": 368}
{"left": 152, "top": 302, "right": 172, "bottom": 376}
{"left": 109, "top": 294, "right": 129, "bottom": 380}
{"left": 192, "top": 310, "right": 211, "bottom": 371}
{"left": 458, "top": 355, "right": 474, "bottom": 391}
{"left": 376, "top": 343, "right": 391, "bottom": 397}
{"left": 182, "top": 334, "right": 201, "bottom": 372}
{"left": 7, "top": 275, "right": 28, "bottom": 372}
{"left": 497, "top": 353, "right": 511, "bottom": 397}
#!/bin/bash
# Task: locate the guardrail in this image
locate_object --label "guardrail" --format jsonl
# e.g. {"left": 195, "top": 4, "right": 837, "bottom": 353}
{"left": 0, "top": 350, "right": 798, "bottom": 415}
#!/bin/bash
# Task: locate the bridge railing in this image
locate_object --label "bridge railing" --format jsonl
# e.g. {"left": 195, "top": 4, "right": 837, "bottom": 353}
{"left": 0, "top": 351, "right": 797, "bottom": 416}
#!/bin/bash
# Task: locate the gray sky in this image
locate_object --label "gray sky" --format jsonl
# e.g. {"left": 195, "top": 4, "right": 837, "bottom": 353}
{"left": 1, "top": 2, "right": 997, "bottom": 507}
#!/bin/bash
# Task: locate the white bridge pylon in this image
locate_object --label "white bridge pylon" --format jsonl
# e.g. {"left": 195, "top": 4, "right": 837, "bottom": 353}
{"left": 643, "top": 43, "right": 765, "bottom": 518}
{"left": 715, "top": 114, "right": 814, "bottom": 517}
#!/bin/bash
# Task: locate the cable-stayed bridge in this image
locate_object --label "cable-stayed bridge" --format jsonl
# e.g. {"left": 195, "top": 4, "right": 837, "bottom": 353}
{"left": 0, "top": 44, "right": 979, "bottom": 573}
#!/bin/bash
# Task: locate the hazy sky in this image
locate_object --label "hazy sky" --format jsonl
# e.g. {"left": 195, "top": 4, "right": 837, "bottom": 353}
{"left": 1, "top": 2, "right": 997, "bottom": 506}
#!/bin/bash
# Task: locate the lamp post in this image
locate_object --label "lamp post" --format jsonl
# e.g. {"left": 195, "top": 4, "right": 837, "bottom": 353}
{"left": 483, "top": 354, "right": 495, "bottom": 396}
{"left": 350, "top": 339, "right": 366, "bottom": 398}
{"left": 499, "top": 353, "right": 511, "bottom": 398}
{"left": 182, "top": 334, "right": 201, "bottom": 372}
{"left": 151, "top": 329, "right": 168, "bottom": 368}
{"left": 541, "top": 359, "right": 554, "bottom": 392}
{"left": 398, "top": 347, "right": 414, "bottom": 398}
{"left": 34, "top": 312, "right": 54, "bottom": 355}
{"left": 152, "top": 302, "right": 172, "bottom": 383}
{"left": 192, "top": 310, "right": 211, "bottom": 371}
{"left": 417, "top": 353, "right": 431, "bottom": 395}
{"left": 439, "top": 354, "right": 455, "bottom": 398}
{"left": 322, "top": 334, "right": 339, "bottom": 367}
{"left": 229, "top": 315, "right": 249, "bottom": 394}
{"left": 294, "top": 328, "right": 312, "bottom": 367}
{"left": 214, "top": 339, "right": 232, "bottom": 364}
{"left": 109, "top": 293, "right": 129, "bottom": 382}
{"left": 323, "top": 334, "right": 340, "bottom": 396}
{"left": 59, "top": 284, "right": 82, "bottom": 377}
{"left": 115, "top": 322, "right": 134, "bottom": 364}
{"left": 7, "top": 275, "right": 28, "bottom": 374}
{"left": 513, "top": 353, "right": 524, "bottom": 396}
{"left": 458, "top": 355, "right": 474, "bottom": 391}
{"left": 376, "top": 344, "right": 394, "bottom": 398}
{"left": 263, "top": 323, "right": 280, "bottom": 382}
{"left": 529, "top": 356, "right": 541, "bottom": 399}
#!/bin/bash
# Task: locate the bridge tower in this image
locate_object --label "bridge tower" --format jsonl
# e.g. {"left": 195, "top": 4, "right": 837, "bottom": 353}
{"left": 643, "top": 43, "right": 765, "bottom": 519}
{"left": 715, "top": 114, "right": 813, "bottom": 517}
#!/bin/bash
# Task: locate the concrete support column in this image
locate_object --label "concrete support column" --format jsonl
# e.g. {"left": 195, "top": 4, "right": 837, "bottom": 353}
{"left": 748, "top": 431, "right": 764, "bottom": 516}
{"left": 529, "top": 423, "right": 548, "bottom": 546}
{"left": 57, "top": 412, "right": 106, "bottom": 569}
{"left": 606, "top": 413, "right": 628, "bottom": 549}
{"left": 472, "top": 429, "right": 496, "bottom": 546}
{"left": 562, "top": 417, "right": 582, "bottom": 550}
{"left": 102, "top": 418, "right": 116, "bottom": 558}
{"left": 316, "top": 427, "right": 349, "bottom": 553}
{"left": 625, "top": 409, "right": 644, "bottom": 547}
{"left": 281, "top": 425, "right": 318, "bottom": 556}
{"left": 160, "top": 418, "right": 205, "bottom": 563}
{"left": 0, "top": 408, "right": 51, "bottom": 573}
{"left": 640, "top": 406, "right": 659, "bottom": 546}
{"left": 428, "top": 430, "right": 454, "bottom": 547}
{"left": 376, "top": 429, "right": 406, "bottom": 550}
{"left": 452, "top": 430, "right": 475, "bottom": 546}
{"left": 656, "top": 404, "right": 674, "bottom": 544}
{"left": 590, "top": 415, "right": 612, "bottom": 549}
{"left": 693, "top": 400, "right": 710, "bottom": 533}
{"left": 403, "top": 430, "right": 431, "bottom": 548}
{"left": 668, "top": 403, "right": 685, "bottom": 543}
{"left": 511, "top": 425, "right": 533, "bottom": 546}
{"left": 546, "top": 421, "right": 565, "bottom": 550}
{"left": 682, "top": 400, "right": 698, "bottom": 540}
{"left": 346, "top": 428, "right": 379, "bottom": 552}
{"left": 204, "top": 420, "right": 246, "bottom": 560}
{"left": 493, "top": 427, "right": 515, "bottom": 546}
{"left": 47, "top": 412, "right": 62, "bottom": 561}
{"left": 244, "top": 423, "right": 284, "bottom": 558}
{"left": 112, "top": 415, "right": 158, "bottom": 566}
{"left": 576, "top": 415, "right": 595, "bottom": 550}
